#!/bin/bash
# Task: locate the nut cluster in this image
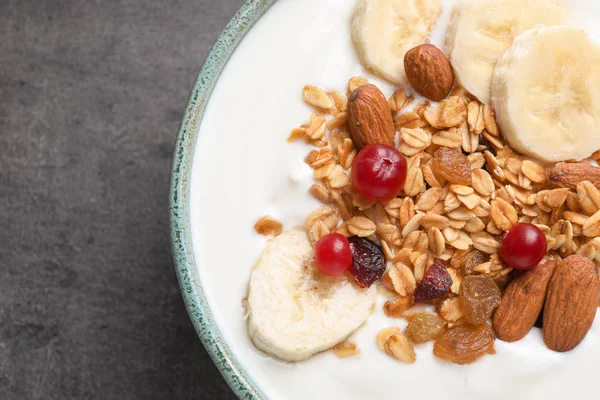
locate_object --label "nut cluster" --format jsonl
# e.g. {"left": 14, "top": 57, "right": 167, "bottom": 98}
{"left": 278, "top": 77, "right": 600, "bottom": 363}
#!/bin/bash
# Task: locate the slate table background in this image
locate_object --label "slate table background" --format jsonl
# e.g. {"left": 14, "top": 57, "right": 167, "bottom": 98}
{"left": 0, "top": 0, "right": 246, "bottom": 398}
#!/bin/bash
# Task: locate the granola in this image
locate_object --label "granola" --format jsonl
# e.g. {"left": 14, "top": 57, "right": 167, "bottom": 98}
{"left": 276, "top": 75, "right": 600, "bottom": 364}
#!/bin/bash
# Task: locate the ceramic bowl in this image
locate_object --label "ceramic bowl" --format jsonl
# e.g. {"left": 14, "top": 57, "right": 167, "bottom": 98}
{"left": 170, "top": 1, "right": 274, "bottom": 399}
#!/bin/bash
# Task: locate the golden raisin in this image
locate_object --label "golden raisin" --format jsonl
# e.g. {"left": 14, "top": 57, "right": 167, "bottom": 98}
{"left": 405, "top": 312, "right": 446, "bottom": 344}
{"left": 459, "top": 275, "right": 501, "bottom": 325}
{"left": 461, "top": 250, "right": 490, "bottom": 276}
{"left": 433, "top": 324, "right": 495, "bottom": 364}
{"left": 432, "top": 147, "right": 472, "bottom": 185}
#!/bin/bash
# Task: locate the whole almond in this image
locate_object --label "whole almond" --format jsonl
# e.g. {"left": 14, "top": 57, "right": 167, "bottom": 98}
{"left": 404, "top": 44, "right": 454, "bottom": 102}
{"left": 492, "top": 259, "right": 556, "bottom": 342}
{"left": 548, "top": 163, "right": 600, "bottom": 190}
{"left": 347, "top": 84, "right": 395, "bottom": 149}
{"left": 543, "top": 255, "right": 600, "bottom": 352}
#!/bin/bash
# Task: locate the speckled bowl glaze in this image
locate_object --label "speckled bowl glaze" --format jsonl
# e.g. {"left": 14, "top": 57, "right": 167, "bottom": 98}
{"left": 169, "top": 1, "right": 275, "bottom": 399}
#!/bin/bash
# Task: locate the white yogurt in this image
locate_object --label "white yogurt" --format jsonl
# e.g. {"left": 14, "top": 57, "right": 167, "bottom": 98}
{"left": 189, "top": 1, "right": 600, "bottom": 398}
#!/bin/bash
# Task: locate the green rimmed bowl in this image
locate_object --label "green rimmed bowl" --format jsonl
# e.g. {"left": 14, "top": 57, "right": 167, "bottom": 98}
{"left": 171, "top": 0, "right": 600, "bottom": 399}
{"left": 169, "top": 1, "right": 274, "bottom": 399}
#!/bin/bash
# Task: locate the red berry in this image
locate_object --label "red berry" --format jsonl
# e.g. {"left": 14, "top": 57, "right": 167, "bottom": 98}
{"left": 413, "top": 261, "right": 452, "bottom": 303}
{"left": 348, "top": 236, "right": 385, "bottom": 288}
{"left": 500, "top": 223, "right": 547, "bottom": 270}
{"left": 351, "top": 144, "right": 407, "bottom": 202}
{"left": 314, "top": 233, "right": 352, "bottom": 276}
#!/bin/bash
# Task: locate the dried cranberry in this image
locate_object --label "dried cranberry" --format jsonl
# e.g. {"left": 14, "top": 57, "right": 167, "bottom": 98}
{"left": 348, "top": 236, "right": 385, "bottom": 288}
{"left": 414, "top": 261, "right": 452, "bottom": 303}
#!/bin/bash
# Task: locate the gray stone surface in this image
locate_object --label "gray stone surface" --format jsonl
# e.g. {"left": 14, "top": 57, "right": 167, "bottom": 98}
{"left": 0, "top": 0, "right": 245, "bottom": 398}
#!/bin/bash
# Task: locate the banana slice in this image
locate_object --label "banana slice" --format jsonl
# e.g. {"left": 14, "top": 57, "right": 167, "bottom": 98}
{"left": 492, "top": 26, "right": 600, "bottom": 162}
{"left": 352, "top": 0, "right": 442, "bottom": 86}
{"left": 247, "top": 228, "right": 377, "bottom": 362}
{"left": 446, "top": 0, "right": 569, "bottom": 104}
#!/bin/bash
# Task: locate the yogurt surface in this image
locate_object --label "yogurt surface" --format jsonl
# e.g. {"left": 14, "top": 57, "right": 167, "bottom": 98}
{"left": 189, "top": 0, "right": 600, "bottom": 399}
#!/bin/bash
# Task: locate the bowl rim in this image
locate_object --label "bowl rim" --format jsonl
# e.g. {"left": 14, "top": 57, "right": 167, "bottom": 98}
{"left": 169, "top": 1, "right": 276, "bottom": 399}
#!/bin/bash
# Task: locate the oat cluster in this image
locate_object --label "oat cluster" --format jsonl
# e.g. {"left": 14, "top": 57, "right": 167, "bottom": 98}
{"left": 277, "top": 78, "right": 600, "bottom": 364}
